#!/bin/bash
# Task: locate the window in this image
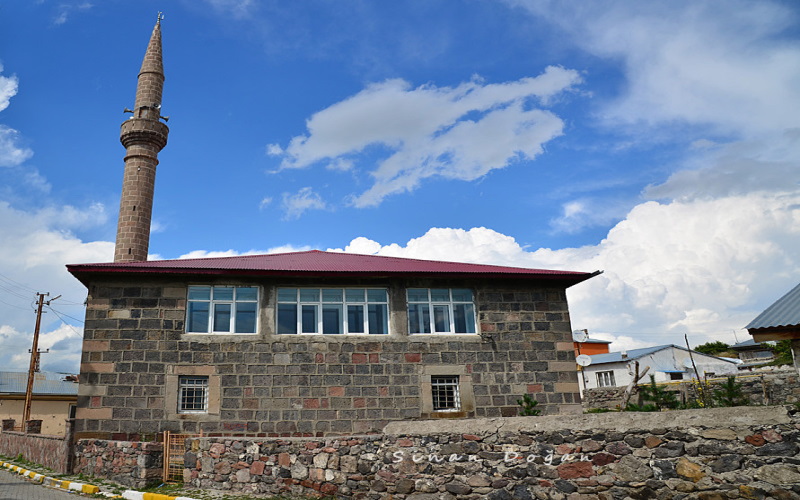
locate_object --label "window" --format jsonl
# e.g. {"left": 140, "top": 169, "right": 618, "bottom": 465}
{"left": 431, "top": 376, "right": 461, "bottom": 411}
{"left": 186, "top": 286, "right": 258, "bottom": 334}
{"left": 277, "top": 288, "right": 389, "bottom": 335}
{"left": 669, "top": 372, "right": 684, "bottom": 381}
{"left": 596, "top": 371, "right": 616, "bottom": 387}
{"left": 407, "top": 288, "right": 476, "bottom": 334}
{"left": 178, "top": 376, "right": 209, "bottom": 413}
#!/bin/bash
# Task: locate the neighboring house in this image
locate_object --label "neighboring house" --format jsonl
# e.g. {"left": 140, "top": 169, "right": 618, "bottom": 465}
{"left": 572, "top": 330, "right": 611, "bottom": 356}
{"left": 578, "top": 344, "right": 739, "bottom": 391}
{"left": 67, "top": 251, "right": 597, "bottom": 439}
{"left": 0, "top": 371, "right": 78, "bottom": 436}
{"left": 729, "top": 339, "right": 774, "bottom": 368}
{"left": 747, "top": 282, "right": 800, "bottom": 374}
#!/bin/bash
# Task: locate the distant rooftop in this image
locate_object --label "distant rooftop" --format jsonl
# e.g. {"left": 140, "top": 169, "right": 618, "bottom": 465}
{"left": 588, "top": 345, "right": 671, "bottom": 365}
{"left": 0, "top": 372, "right": 78, "bottom": 396}
{"left": 746, "top": 282, "right": 800, "bottom": 330}
{"left": 578, "top": 337, "right": 612, "bottom": 344}
{"left": 588, "top": 344, "right": 738, "bottom": 366}
{"left": 731, "top": 338, "right": 771, "bottom": 349}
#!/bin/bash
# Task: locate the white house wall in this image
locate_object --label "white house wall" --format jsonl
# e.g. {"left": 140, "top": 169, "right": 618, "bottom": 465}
{"left": 581, "top": 347, "right": 738, "bottom": 390}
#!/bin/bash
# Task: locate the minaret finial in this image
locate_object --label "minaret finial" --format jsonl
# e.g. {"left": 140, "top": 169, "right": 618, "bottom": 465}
{"left": 157, "top": 12, "right": 163, "bottom": 24}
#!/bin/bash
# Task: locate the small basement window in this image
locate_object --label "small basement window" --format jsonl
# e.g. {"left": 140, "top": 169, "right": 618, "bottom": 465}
{"left": 431, "top": 375, "right": 461, "bottom": 411}
{"left": 178, "top": 376, "right": 209, "bottom": 413}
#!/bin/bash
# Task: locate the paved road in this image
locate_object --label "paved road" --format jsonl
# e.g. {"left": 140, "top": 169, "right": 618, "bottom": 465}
{"left": 0, "top": 468, "right": 82, "bottom": 500}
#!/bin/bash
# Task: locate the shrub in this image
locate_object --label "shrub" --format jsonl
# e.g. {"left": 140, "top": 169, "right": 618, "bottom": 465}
{"left": 635, "top": 375, "right": 680, "bottom": 411}
{"left": 712, "top": 376, "right": 749, "bottom": 407}
{"left": 517, "top": 394, "right": 541, "bottom": 416}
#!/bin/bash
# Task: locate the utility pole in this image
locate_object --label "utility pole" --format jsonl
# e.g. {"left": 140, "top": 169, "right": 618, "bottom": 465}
{"left": 22, "top": 292, "right": 59, "bottom": 424}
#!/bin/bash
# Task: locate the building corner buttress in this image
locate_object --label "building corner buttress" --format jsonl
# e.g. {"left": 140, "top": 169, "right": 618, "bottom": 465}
{"left": 114, "top": 14, "right": 169, "bottom": 263}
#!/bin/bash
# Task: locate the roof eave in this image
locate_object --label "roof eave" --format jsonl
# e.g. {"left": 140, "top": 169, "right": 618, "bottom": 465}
{"left": 67, "top": 266, "right": 599, "bottom": 288}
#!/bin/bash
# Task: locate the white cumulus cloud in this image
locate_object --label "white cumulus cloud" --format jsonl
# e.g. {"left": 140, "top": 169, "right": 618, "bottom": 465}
{"left": 332, "top": 190, "right": 800, "bottom": 350}
{"left": 274, "top": 66, "right": 582, "bottom": 207}
{"left": 281, "top": 187, "right": 327, "bottom": 219}
{"left": 0, "top": 201, "right": 114, "bottom": 373}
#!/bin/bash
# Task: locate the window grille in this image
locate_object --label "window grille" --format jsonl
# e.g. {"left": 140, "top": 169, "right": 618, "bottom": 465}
{"left": 431, "top": 375, "right": 461, "bottom": 411}
{"left": 178, "top": 376, "right": 209, "bottom": 413}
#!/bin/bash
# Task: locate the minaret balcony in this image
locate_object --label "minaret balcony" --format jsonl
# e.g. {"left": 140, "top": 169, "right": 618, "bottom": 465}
{"left": 120, "top": 118, "right": 169, "bottom": 150}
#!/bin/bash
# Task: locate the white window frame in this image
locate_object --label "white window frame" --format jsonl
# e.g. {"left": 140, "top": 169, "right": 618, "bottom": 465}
{"left": 431, "top": 375, "right": 461, "bottom": 411}
{"left": 178, "top": 375, "right": 209, "bottom": 414}
{"left": 596, "top": 370, "right": 616, "bottom": 388}
{"left": 276, "top": 287, "right": 389, "bottom": 335}
{"left": 186, "top": 285, "right": 259, "bottom": 334}
{"left": 407, "top": 288, "right": 477, "bottom": 334}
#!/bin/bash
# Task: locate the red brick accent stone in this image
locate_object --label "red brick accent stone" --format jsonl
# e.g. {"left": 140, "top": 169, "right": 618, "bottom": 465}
{"left": 405, "top": 353, "right": 421, "bottom": 362}
{"left": 250, "top": 461, "right": 265, "bottom": 475}
{"left": 745, "top": 434, "right": 766, "bottom": 446}
{"left": 557, "top": 461, "right": 594, "bottom": 479}
{"left": 352, "top": 353, "right": 367, "bottom": 364}
{"left": 320, "top": 483, "right": 338, "bottom": 495}
{"left": 645, "top": 436, "right": 663, "bottom": 448}
{"left": 591, "top": 453, "right": 617, "bottom": 466}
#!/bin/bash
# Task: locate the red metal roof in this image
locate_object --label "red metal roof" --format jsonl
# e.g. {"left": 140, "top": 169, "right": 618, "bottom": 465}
{"left": 67, "top": 250, "right": 599, "bottom": 286}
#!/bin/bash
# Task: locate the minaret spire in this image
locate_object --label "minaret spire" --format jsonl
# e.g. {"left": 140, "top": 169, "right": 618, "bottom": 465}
{"left": 114, "top": 15, "right": 169, "bottom": 262}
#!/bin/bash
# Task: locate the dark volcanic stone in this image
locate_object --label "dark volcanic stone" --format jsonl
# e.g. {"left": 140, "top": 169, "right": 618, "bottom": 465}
{"left": 710, "top": 454, "right": 742, "bottom": 473}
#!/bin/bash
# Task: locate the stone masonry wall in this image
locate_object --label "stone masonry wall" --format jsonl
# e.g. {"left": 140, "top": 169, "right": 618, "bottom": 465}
{"left": 583, "top": 369, "right": 800, "bottom": 410}
{"left": 76, "top": 277, "right": 581, "bottom": 440}
{"left": 0, "top": 429, "right": 71, "bottom": 474}
{"left": 72, "top": 439, "right": 163, "bottom": 489}
{"left": 183, "top": 406, "right": 800, "bottom": 499}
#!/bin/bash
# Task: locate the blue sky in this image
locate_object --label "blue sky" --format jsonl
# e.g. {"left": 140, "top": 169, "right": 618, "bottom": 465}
{"left": 0, "top": 0, "right": 798, "bottom": 373}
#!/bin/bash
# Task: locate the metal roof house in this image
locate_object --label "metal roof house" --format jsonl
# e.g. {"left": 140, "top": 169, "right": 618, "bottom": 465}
{"left": 578, "top": 344, "right": 738, "bottom": 391}
{"left": 730, "top": 339, "right": 775, "bottom": 368}
{"left": 0, "top": 371, "right": 78, "bottom": 435}
{"left": 747, "top": 281, "right": 800, "bottom": 374}
{"left": 68, "top": 250, "right": 598, "bottom": 439}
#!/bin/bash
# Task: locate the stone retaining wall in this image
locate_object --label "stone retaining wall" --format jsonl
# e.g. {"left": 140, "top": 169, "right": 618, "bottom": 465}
{"left": 72, "top": 438, "right": 163, "bottom": 489}
{"left": 582, "top": 369, "right": 800, "bottom": 410}
{"left": 0, "top": 428, "right": 71, "bottom": 474}
{"left": 183, "top": 405, "right": 800, "bottom": 499}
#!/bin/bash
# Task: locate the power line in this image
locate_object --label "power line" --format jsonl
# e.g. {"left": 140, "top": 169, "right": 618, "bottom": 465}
{"left": 0, "top": 272, "right": 38, "bottom": 293}
{"left": 47, "top": 305, "right": 85, "bottom": 325}
{"left": 0, "top": 282, "right": 36, "bottom": 301}
{"left": 0, "top": 297, "right": 32, "bottom": 311}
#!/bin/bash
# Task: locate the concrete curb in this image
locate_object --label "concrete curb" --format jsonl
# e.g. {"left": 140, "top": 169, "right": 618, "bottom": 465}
{"left": 119, "top": 490, "right": 200, "bottom": 500}
{"left": 1, "top": 460, "right": 200, "bottom": 500}
{"left": 1, "top": 461, "right": 100, "bottom": 494}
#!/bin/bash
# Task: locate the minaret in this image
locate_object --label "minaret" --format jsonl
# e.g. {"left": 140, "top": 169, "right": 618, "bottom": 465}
{"left": 114, "top": 14, "right": 169, "bottom": 262}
